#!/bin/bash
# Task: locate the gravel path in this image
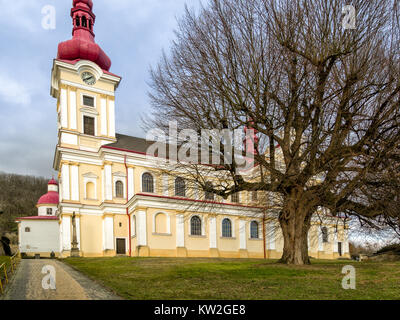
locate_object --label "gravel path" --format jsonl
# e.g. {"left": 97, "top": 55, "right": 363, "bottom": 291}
{"left": 1, "top": 259, "right": 122, "bottom": 300}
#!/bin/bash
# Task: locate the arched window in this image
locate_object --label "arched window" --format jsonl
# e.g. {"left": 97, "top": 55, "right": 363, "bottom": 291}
{"left": 82, "top": 16, "right": 87, "bottom": 28}
{"left": 205, "top": 181, "right": 214, "bottom": 200}
{"left": 321, "top": 227, "right": 329, "bottom": 243}
{"left": 75, "top": 16, "right": 80, "bottom": 27}
{"left": 250, "top": 221, "right": 259, "bottom": 239}
{"left": 142, "top": 173, "right": 154, "bottom": 193}
{"left": 115, "top": 181, "right": 124, "bottom": 198}
{"left": 175, "top": 177, "right": 186, "bottom": 197}
{"left": 89, "top": 20, "right": 92, "bottom": 30}
{"left": 222, "top": 218, "right": 232, "bottom": 238}
{"left": 155, "top": 213, "right": 167, "bottom": 234}
{"left": 251, "top": 191, "right": 258, "bottom": 202}
{"left": 190, "top": 216, "right": 202, "bottom": 236}
{"left": 86, "top": 182, "right": 95, "bottom": 199}
{"left": 25, "top": 227, "right": 30, "bottom": 233}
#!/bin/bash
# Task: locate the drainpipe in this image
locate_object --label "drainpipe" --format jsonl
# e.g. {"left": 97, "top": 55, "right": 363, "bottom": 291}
{"left": 263, "top": 208, "right": 266, "bottom": 260}
{"left": 125, "top": 154, "right": 132, "bottom": 257}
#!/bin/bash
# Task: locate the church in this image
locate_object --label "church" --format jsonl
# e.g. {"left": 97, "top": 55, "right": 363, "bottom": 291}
{"left": 17, "top": 0, "right": 350, "bottom": 260}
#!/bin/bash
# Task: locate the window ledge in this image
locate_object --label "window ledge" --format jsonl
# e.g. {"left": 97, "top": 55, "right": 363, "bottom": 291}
{"left": 84, "top": 198, "right": 98, "bottom": 201}
{"left": 220, "top": 237, "right": 236, "bottom": 240}
{"left": 189, "top": 235, "right": 206, "bottom": 239}
{"left": 152, "top": 233, "right": 172, "bottom": 237}
{"left": 248, "top": 238, "right": 262, "bottom": 241}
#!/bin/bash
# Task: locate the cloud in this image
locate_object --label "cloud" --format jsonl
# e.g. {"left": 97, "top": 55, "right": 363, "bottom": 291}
{"left": 0, "top": 73, "right": 32, "bottom": 105}
{"left": 0, "top": 0, "right": 42, "bottom": 33}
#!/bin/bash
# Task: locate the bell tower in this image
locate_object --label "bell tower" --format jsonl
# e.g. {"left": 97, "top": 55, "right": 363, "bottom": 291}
{"left": 50, "top": 0, "right": 121, "bottom": 152}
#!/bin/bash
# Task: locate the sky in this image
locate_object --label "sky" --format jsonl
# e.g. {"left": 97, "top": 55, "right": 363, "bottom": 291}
{"left": 0, "top": 0, "right": 201, "bottom": 178}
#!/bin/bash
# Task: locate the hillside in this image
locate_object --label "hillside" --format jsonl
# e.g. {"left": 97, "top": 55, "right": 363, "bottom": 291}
{"left": 0, "top": 172, "right": 48, "bottom": 234}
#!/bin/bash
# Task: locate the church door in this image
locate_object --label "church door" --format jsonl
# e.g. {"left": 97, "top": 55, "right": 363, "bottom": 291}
{"left": 116, "top": 239, "right": 126, "bottom": 255}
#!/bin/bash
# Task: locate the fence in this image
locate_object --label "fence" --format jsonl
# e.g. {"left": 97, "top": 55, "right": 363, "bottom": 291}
{"left": 0, "top": 252, "right": 20, "bottom": 295}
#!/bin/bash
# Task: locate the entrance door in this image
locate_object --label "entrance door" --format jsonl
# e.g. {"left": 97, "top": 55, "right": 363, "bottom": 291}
{"left": 116, "top": 238, "right": 126, "bottom": 255}
{"left": 338, "top": 242, "right": 342, "bottom": 257}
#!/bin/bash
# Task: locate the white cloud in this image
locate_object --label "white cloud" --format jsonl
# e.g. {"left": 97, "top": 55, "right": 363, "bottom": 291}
{"left": 0, "top": 0, "right": 43, "bottom": 33}
{"left": 0, "top": 73, "right": 32, "bottom": 105}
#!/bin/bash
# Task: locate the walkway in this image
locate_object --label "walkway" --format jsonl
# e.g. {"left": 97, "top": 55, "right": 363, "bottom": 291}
{"left": 2, "top": 259, "right": 121, "bottom": 300}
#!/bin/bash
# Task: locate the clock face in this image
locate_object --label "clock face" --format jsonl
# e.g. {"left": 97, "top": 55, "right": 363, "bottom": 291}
{"left": 81, "top": 72, "right": 96, "bottom": 85}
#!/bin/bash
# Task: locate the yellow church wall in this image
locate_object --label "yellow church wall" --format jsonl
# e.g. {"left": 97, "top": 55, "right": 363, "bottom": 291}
{"left": 80, "top": 215, "right": 103, "bottom": 256}
{"left": 147, "top": 208, "right": 177, "bottom": 250}
{"left": 247, "top": 237, "right": 264, "bottom": 254}
{"left": 114, "top": 214, "right": 129, "bottom": 239}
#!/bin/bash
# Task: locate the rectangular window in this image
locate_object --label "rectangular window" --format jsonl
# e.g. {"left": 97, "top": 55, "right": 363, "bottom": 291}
{"left": 83, "top": 95, "right": 95, "bottom": 107}
{"left": 46, "top": 208, "right": 52, "bottom": 216}
{"left": 84, "top": 116, "right": 95, "bottom": 136}
{"left": 231, "top": 193, "right": 239, "bottom": 203}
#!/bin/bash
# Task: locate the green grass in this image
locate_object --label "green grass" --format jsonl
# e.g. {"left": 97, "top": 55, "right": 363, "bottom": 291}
{"left": 63, "top": 257, "right": 400, "bottom": 300}
{"left": 0, "top": 256, "right": 10, "bottom": 269}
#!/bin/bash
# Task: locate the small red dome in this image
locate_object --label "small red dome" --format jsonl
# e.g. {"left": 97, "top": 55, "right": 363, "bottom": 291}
{"left": 37, "top": 191, "right": 59, "bottom": 205}
{"left": 48, "top": 178, "right": 58, "bottom": 186}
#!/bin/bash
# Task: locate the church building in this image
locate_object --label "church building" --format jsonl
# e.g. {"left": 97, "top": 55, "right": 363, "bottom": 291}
{"left": 18, "top": 0, "right": 350, "bottom": 260}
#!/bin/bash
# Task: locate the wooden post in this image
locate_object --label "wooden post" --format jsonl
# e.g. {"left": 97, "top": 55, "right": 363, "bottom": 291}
{"left": 3, "top": 263, "right": 8, "bottom": 284}
{"left": 0, "top": 263, "right": 4, "bottom": 294}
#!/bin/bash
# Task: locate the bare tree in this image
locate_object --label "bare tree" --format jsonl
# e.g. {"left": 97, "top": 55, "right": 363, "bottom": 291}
{"left": 147, "top": 0, "right": 400, "bottom": 264}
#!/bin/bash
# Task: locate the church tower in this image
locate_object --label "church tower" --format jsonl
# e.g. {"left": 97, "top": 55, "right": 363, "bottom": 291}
{"left": 50, "top": 0, "right": 121, "bottom": 152}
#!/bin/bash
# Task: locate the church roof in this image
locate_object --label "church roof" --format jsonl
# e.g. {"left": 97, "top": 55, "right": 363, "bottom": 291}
{"left": 103, "top": 133, "right": 152, "bottom": 154}
{"left": 16, "top": 216, "right": 59, "bottom": 221}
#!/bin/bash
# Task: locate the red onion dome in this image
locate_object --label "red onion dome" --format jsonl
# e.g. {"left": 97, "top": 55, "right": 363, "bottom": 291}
{"left": 37, "top": 192, "right": 59, "bottom": 205}
{"left": 57, "top": 39, "right": 111, "bottom": 71}
{"left": 57, "top": 0, "right": 112, "bottom": 71}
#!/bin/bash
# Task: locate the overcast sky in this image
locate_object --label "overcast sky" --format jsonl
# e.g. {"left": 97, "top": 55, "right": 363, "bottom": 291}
{"left": 0, "top": 0, "right": 200, "bottom": 178}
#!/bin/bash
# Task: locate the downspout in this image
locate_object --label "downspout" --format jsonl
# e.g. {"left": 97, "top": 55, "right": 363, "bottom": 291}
{"left": 125, "top": 154, "right": 132, "bottom": 257}
{"left": 263, "top": 208, "right": 266, "bottom": 260}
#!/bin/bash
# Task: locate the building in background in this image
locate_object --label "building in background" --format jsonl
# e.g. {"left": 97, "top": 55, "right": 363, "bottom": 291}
{"left": 16, "top": 179, "right": 60, "bottom": 257}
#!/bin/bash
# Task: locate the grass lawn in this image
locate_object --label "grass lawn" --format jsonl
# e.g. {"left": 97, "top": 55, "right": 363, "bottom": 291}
{"left": 64, "top": 257, "right": 400, "bottom": 300}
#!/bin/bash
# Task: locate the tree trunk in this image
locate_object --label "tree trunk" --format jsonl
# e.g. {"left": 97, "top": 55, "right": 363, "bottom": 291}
{"left": 278, "top": 190, "right": 313, "bottom": 265}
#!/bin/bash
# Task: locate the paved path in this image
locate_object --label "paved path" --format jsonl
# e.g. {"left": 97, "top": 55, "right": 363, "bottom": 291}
{"left": 2, "top": 259, "right": 122, "bottom": 300}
